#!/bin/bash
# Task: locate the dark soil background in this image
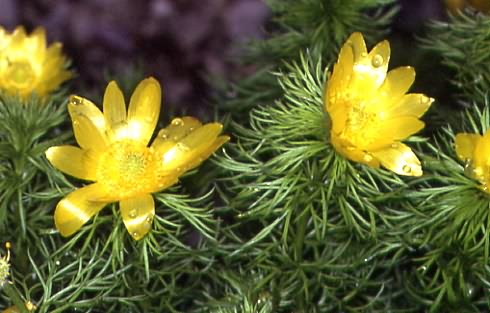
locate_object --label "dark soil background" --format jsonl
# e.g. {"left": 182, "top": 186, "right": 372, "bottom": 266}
{"left": 0, "top": 0, "right": 447, "bottom": 114}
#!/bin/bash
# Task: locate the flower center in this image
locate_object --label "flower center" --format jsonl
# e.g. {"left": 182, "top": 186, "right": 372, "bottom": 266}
{"left": 96, "top": 141, "right": 159, "bottom": 199}
{"left": 4, "top": 60, "right": 36, "bottom": 90}
{"left": 341, "top": 101, "right": 379, "bottom": 147}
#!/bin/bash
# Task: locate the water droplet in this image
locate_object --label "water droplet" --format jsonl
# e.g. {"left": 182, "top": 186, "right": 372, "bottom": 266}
{"left": 158, "top": 129, "right": 169, "bottom": 139}
{"left": 189, "top": 127, "right": 195, "bottom": 132}
{"left": 361, "top": 52, "right": 368, "bottom": 57}
{"left": 371, "top": 54, "right": 384, "bottom": 67}
{"left": 55, "top": 260, "right": 60, "bottom": 266}
{"left": 73, "top": 120, "right": 80, "bottom": 126}
{"left": 466, "top": 283, "right": 475, "bottom": 298}
{"left": 129, "top": 209, "right": 137, "bottom": 218}
{"left": 70, "top": 96, "right": 83, "bottom": 106}
{"left": 132, "top": 232, "right": 139, "bottom": 238}
{"left": 363, "top": 154, "right": 373, "bottom": 162}
{"left": 171, "top": 118, "right": 184, "bottom": 126}
{"left": 146, "top": 216, "right": 153, "bottom": 223}
{"left": 176, "top": 142, "right": 190, "bottom": 151}
{"left": 402, "top": 165, "right": 411, "bottom": 173}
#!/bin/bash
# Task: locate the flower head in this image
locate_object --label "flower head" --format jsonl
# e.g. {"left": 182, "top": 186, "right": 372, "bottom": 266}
{"left": 455, "top": 131, "right": 490, "bottom": 191}
{"left": 0, "top": 26, "right": 71, "bottom": 98}
{"left": 325, "top": 32, "right": 434, "bottom": 176}
{"left": 46, "top": 78, "right": 229, "bottom": 240}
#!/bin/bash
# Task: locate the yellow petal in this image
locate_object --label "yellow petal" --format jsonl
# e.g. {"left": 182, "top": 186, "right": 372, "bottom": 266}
{"left": 363, "top": 117, "right": 425, "bottom": 150}
{"left": 119, "top": 194, "right": 155, "bottom": 240}
{"left": 161, "top": 123, "right": 223, "bottom": 171}
{"left": 474, "top": 130, "right": 490, "bottom": 169}
{"left": 127, "top": 77, "right": 161, "bottom": 144}
{"left": 379, "top": 67, "right": 415, "bottom": 103}
{"left": 151, "top": 116, "right": 203, "bottom": 153}
{"left": 45, "top": 145, "right": 98, "bottom": 181}
{"left": 350, "top": 39, "right": 390, "bottom": 95}
{"left": 8, "top": 26, "right": 26, "bottom": 51}
{"left": 185, "top": 135, "right": 230, "bottom": 171}
{"left": 386, "top": 94, "right": 433, "bottom": 118}
{"left": 103, "top": 81, "right": 127, "bottom": 140}
{"left": 55, "top": 184, "right": 109, "bottom": 237}
{"left": 326, "top": 40, "right": 354, "bottom": 109}
{"left": 331, "top": 134, "right": 380, "bottom": 168}
{"left": 371, "top": 142, "right": 422, "bottom": 176}
{"left": 68, "top": 95, "right": 108, "bottom": 152}
{"left": 346, "top": 32, "right": 367, "bottom": 62}
{"left": 455, "top": 133, "right": 480, "bottom": 162}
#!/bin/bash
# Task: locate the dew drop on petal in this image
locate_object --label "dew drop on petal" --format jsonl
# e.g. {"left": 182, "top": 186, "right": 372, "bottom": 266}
{"left": 176, "top": 142, "right": 190, "bottom": 151}
{"left": 402, "top": 164, "right": 411, "bottom": 174}
{"left": 132, "top": 232, "right": 139, "bottom": 238}
{"left": 129, "top": 209, "right": 137, "bottom": 218}
{"left": 146, "top": 216, "right": 152, "bottom": 223}
{"left": 363, "top": 154, "right": 373, "bottom": 162}
{"left": 171, "top": 118, "right": 184, "bottom": 126}
{"left": 371, "top": 54, "right": 384, "bottom": 68}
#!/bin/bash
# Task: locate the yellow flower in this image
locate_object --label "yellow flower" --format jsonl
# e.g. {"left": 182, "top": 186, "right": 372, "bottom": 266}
{"left": 0, "top": 26, "right": 71, "bottom": 98}
{"left": 46, "top": 78, "right": 229, "bottom": 240}
{"left": 455, "top": 131, "right": 490, "bottom": 190}
{"left": 324, "top": 32, "right": 434, "bottom": 176}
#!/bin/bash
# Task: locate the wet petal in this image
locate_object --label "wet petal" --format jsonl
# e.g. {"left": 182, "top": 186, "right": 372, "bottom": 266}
{"left": 346, "top": 32, "right": 367, "bottom": 62}
{"left": 119, "top": 194, "right": 155, "bottom": 240}
{"left": 364, "top": 117, "right": 425, "bottom": 150}
{"left": 103, "top": 81, "right": 127, "bottom": 141}
{"left": 161, "top": 123, "right": 224, "bottom": 171}
{"left": 386, "top": 94, "right": 433, "bottom": 118}
{"left": 127, "top": 77, "right": 161, "bottom": 144}
{"left": 371, "top": 142, "right": 422, "bottom": 176}
{"left": 350, "top": 40, "right": 390, "bottom": 94}
{"left": 379, "top": 67, "right": 415, "bottom": 101}
{"left": 70, "top": 110, "right": 109, "bottom": 153}
{"left": 55, "top": 184, "right": 109, "bottom": 237}
{"left": 45, "top": 145, "right": 98, "bottom": 181}
{"left": 68, "top": 95, "right": 107, "bottom": 137}
{"left": 185, "top": 135, "right": 230, "bottom": 171}
{"left": 151, "top": 116, "right": 202, "bottom": 153}
{"left": 331, "top": 134, "right": 380, "bottom": 168}
{"left": 455, "top": 133, "right": 480, "bottom": 162}
{"left": 326, "top": 41, "right": 354, "bottom": 109}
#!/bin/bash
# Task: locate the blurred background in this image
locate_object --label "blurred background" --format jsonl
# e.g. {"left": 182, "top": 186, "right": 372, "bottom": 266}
{"left": 0, "top": 0, "right": 448, "bottom": 114}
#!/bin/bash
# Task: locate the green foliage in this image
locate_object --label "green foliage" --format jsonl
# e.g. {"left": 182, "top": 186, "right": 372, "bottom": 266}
{"left": 398, "top": 100, "right": 490, "bottom": 312}
{"left": 219, "top": 0, "right": 398, "bottom": 115}
{"left": 421, "top": 10, "right": 490, "bottom": 100}
{"left": 214, "top": 52, "right": 427, "bottom": 312}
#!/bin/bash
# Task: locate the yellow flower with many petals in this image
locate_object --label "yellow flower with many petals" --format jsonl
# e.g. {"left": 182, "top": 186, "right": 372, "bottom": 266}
{"left": 46, "top": 78, "right": 229, "bottom": 240}
{"left": 455, "top": 130, "right": 490, "bottom": 191}
{"left": 0, "top": 26, "right": 71, "bottom": 98}
{"left": 324, "top": 32, "right": 434, "bottom": 176}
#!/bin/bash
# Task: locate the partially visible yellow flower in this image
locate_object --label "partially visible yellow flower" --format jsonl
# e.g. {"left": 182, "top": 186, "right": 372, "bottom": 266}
{"left": 0, "top": 26, "right": 71, "bottom": 98}
{"left": 455, "top": 131, "right": 490, "bottom": 190}
{"left": 0, "top": 242, "right": 11, "bottom": 286}
{"left": 325, "top": 32, "right": 434, "bottom": 176}
{"left": 46, "top": 77, "right": 229, "bottom": 240}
